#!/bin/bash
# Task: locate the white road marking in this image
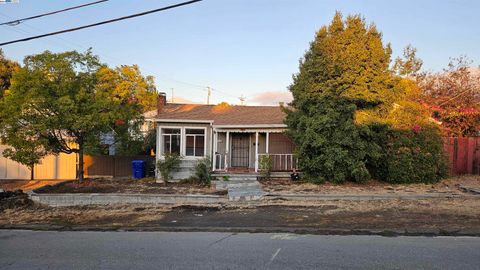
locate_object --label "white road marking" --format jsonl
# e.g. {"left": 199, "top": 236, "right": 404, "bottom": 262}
{"left": 270, "top": 233, "right": 298, "bottom": 240}
{"left": 270, "top": 248, "right": 281, "bottom": 263}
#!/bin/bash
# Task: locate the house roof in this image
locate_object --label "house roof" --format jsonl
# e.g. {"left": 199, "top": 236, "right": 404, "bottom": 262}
{"left": 157, "top": 103, "right": 286, "bottom": 126}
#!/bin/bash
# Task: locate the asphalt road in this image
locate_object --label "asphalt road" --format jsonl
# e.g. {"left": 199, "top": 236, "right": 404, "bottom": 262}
{"left": 1, "top": 231, "right": 479, "bottom": 270}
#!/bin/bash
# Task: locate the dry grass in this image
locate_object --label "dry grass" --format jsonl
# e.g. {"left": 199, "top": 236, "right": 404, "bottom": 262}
{"left": 0, "top": 204, "right": 173, "bottom": 227}
{"left": 260, "top": 175, "right": 480, "bottom": 195}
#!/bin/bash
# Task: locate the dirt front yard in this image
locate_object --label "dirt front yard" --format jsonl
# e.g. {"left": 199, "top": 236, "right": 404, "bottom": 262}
{"left": 1, "top": 175, "right": 479, "bottom": 235}
{"left": 0, "top": 180, "right": 64, "bottom": 192}
{"left": 35, "top": 178, "right": 226, "bottom": 196}
{"left": 260, "top": 175, "right": 480, "bottom": 196}
{"left": 1, "top": 196, "right": 480, "bottom": 235}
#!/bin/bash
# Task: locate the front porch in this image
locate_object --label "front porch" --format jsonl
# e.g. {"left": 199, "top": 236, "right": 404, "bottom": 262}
{"left": 212, "top": 128, "right": 297, "bottom": 173}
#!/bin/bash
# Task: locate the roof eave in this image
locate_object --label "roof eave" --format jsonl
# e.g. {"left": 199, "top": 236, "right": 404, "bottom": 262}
{"left": 156, "top": 118, "right": 214, "bottom": 124}
{"left": 213, "top": 124, "right": 287, "bottom": 128}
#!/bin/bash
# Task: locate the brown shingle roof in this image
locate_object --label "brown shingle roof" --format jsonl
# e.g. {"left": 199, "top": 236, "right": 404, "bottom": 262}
{"left": 157, "top": 103, "right": 286, "bottom": 125}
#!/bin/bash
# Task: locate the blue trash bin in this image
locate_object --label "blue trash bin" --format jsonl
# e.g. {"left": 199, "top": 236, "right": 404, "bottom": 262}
{"left": 132, "top": 160, "right": 145, "bottom": 179}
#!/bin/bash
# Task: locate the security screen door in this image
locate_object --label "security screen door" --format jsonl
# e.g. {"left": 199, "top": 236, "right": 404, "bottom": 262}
{"left": 231, "top": 133, "right": 250, "bottom": 167}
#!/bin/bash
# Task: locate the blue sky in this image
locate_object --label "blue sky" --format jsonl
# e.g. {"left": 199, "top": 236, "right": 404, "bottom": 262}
{"left": 1, "top": 0, "right": 479, "bottom": 105}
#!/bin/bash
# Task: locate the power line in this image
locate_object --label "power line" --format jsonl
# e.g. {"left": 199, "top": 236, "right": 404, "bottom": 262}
{"left": 0, "top": 0, "right": 109, "bottom": 26}
{"left": 0, "top": 1, "right": 244, "bottom": 103}
{"left": 0, "top": 12, "right": 209, "bottom": 91}
{"left": 0, "top": 0, "right": 203, "bottom": 46}
{"left": 0, "top": 13, "right": 241, "bottom": 102}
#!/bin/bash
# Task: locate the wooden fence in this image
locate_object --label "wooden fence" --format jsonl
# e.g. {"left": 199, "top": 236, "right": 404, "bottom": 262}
{"left": 2, "top": 138, "right": 479, "bottom": 180}
{"left": 1, "top": 143, "right": 155, "bottom": 180}
{"left": 84, "top": 155, "right": 155, "bottom": 178}
{"left": 443, "top": 137, "right": 480, "bottom": 175}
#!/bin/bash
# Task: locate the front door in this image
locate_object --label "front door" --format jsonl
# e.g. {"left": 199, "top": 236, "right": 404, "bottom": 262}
{"left": 231, "top": 133, "right": 250, "bottom": 167}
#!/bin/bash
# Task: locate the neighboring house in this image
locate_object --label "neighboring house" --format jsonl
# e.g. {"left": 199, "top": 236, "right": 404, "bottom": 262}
{"left": 141, "top": 109, "right": 157, "bottom": 135}
{"left": 101, "top": 109, "right": 157, "bottom": 156}
{"left": 155, "top": 93, "right": 297, "bottom": 180}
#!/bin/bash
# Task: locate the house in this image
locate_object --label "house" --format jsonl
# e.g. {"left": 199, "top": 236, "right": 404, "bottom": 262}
{"left": 155, "top": 93, "right": 297, "bottom": 180}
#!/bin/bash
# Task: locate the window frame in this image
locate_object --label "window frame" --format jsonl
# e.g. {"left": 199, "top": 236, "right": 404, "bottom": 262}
{"left": 185, "top": 127, "right": 207, "bottom": 158}
{"left": 159, "top": 127, "right": 182, "bottom": 156}
{"left": 159, "top": 126, "right": 207, "bottom": 159}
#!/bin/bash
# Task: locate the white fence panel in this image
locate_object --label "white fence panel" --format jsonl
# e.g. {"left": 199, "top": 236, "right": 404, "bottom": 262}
{"left": 0, "top": 145, "right": 31, "bottom": 179}
{"left": 0, "top": 144, "right": 76, "bottom": 180}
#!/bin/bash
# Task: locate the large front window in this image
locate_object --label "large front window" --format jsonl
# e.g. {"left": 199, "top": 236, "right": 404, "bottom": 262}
{"left": 162, "top": 128, "right": 180, "bottom": 154}
{"left": 185, "top": 128, "right": 205, "bottom": 157}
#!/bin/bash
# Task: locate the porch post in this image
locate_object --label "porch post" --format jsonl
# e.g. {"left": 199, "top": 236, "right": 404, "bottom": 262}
{"left": 266, "top": 132, "right": 270, "bottom": 154}
{"left": 254, "top": 131, "right": 259, "bottom": 172}
{"left": 213, "top": 130, "right": 217, "bottom": 170}
{"left": 225, "top": 131, "right": 230, "bottom": 170}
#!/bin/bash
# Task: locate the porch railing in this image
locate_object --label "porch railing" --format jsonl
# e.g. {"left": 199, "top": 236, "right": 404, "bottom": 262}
{"left": 214, "top": 153, "right": 225, "bottom": 171}
{"left": 257, "top": 153, "right": 297, "bottom": 172}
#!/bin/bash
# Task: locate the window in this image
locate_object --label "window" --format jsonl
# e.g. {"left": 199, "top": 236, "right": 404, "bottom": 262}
{"left": 162, "top": 128, "right": 180, "bottom": 154}
{"left": 185, "top": 128, "right": 205, "bottom": 157}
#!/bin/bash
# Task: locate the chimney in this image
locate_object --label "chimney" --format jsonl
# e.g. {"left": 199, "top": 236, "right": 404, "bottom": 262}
{"left": 157, "top": 92, "right": 167, "bottom": 115}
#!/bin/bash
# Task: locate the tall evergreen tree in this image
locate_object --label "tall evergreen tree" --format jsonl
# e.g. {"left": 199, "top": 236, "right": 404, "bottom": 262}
{"left": 285, "top": 12, "right": 396, "bottom": 183}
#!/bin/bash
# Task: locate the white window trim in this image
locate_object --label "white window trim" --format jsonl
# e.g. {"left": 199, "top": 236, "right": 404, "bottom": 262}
{"left": 183, "top": 126, "right": 207, "bottom": 160}
{"left": 159, "top": 126, "right": 182, "bottom": 158}
{"left": 159, "top": 126, "right": 207, "bottom": 160}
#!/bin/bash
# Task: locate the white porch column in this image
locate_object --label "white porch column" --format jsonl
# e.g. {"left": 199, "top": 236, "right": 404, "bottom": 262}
{"left": 266, "top": 132, "right": 270, "bottom": 154}
{"left": 254, "top": 131, "right": 259, "bottom": 172}
{"left": 225, "top": 131, "right": 230, "bottom": 170}
{"left": 213, "top": 131, "right": 217, "bottom": 170}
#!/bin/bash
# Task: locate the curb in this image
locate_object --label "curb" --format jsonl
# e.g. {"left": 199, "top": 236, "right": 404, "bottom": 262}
{"left": 29, "top": 192, "right": 228, "bottom": 207}
{"left": 264, "top": 193, "right": 478, "bottom": 201}
{"left": 459, "top": 185, "right": 480, "bottom": 195}
{"left": 1, "top": 225, "right": 479, "bottom": 237}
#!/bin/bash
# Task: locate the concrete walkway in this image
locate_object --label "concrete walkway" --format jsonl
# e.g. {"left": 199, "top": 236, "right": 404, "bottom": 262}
{"left": 213, "top": 174, "right": 264, "bottom": 201}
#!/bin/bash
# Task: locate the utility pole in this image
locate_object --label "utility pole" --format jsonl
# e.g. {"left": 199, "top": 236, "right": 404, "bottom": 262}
{"left": 170, "top": 88, "right": 174, "bottom": 103}
{"left": 239, "top": 94, "right": 246, "bottom": 105}
{"left": 207, "top": 86, "right": 212, "bottom": 105}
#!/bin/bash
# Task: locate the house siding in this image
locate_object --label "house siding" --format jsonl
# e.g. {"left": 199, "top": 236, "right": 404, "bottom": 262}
{"left": 156, "top": 122, "right": 212, "bottom": 180}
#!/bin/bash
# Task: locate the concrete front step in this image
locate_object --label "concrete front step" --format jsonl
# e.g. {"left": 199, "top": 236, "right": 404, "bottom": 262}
{"left": 214, "top": 177, "right": 258, "bottom": 182}
{"left": 226, "top": 181, "right": 261, "bottom": 187}
{"left": 212, "top": 176, "right": 265, "bottom": 201}
{"left": 227, "top": 182, "right": 264, "bottom": 201}
{"left": 229, "top": 194, "right": 263, "bottom": 201}
{"left": 228, "top": 189, "right": 264, "bottom": 201}
{"left": 213, "top": 181, "right": 261, "bottom": 190}
{"left": 212, "top": 173, "right": 259, "bottom": 180}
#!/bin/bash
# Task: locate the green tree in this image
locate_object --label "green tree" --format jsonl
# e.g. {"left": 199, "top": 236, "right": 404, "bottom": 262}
{"left": 0, "top": 50, "right": 42, "bottom": 180}
{"left": 94, "top": 65, "right": 157, "bottom": 155}
{"left": 285, "top": 12, "right": 397, "bottom": 183}
{"left": 0, "top": 49, "right": 20, "bottom": 98}
{"left": 0, "top": 123, "right": 48, "bottom": 180}
{"left": 97, "top": 65, "right": 157, "bottom": 112}
{"left": 0, "top": 50, "right": 144, "bottom": 181}
{"left": 392, "top": 45, "right": 424, "bottom": 78}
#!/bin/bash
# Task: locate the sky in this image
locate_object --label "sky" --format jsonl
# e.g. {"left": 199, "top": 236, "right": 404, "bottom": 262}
{"left": 0, "top": 0, "right": 479, "bottom": 105}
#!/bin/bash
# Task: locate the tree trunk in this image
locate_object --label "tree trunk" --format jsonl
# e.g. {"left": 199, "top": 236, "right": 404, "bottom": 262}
{"left": 30, "top": 164, "right": 34, "bottom": 181}
{"left": 78, "top": 138, "right": 84, "bottom": 182}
